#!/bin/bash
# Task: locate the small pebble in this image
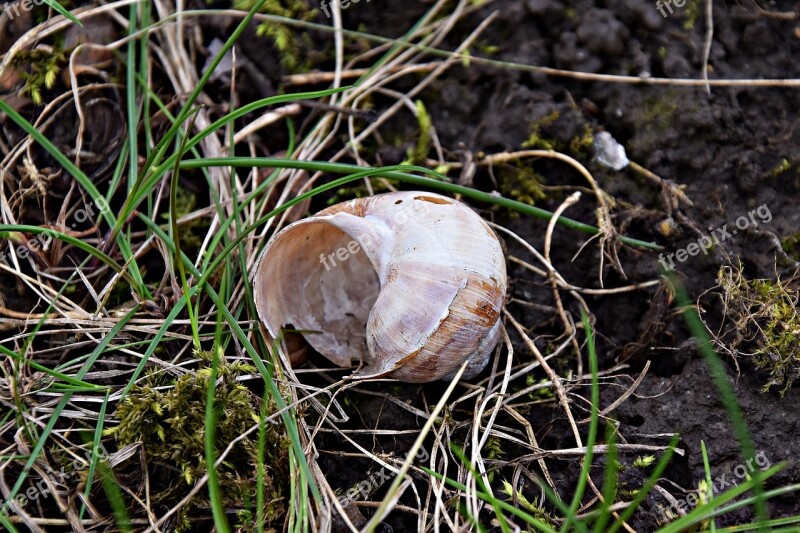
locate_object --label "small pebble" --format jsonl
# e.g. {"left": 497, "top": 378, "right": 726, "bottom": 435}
{"left": 594, "top": 131, "right": 630, "bottom": 171}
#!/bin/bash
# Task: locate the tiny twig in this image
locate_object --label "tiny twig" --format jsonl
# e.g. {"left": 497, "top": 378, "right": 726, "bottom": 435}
{"left": 505, "top": 309, "right": 584, "bottom": 448}
{"left": 702, "top": 0, "right": 714, "bottom": 94}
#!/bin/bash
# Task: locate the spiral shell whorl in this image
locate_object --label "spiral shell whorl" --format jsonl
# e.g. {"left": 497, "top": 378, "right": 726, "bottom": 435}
{"left": 253, "top": 191, "right": 506, "bottom": 382}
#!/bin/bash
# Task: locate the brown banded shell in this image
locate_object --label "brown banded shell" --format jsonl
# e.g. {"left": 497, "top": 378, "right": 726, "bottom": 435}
{"left": 253, "top": 191, "right": 507, "bottom": 383}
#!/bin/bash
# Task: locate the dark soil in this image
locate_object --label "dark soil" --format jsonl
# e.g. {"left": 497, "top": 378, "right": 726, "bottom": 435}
{"left": 3, "top": 0, "right": 800, "bottom": 530}
{"left": 319, "top": 0, "right": 800, "bottom": 530}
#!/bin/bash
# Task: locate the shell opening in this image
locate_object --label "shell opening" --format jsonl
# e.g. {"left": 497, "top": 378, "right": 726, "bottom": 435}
{"left": 255, "top": 220, "right": 380, "bottom": 368}
{"left": 254, "top": 191, "right": 508, "bottom": 383}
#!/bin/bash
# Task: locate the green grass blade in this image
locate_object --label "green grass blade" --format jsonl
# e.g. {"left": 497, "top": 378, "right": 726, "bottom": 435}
{"left": 125, "top": 0, "right": 139, "bottom": 193}
{"left": 130, "top": 0, "right": 273, "bottom": 198}
{"left": 0, "top": 345, "right": 107, "bottom": 391}
{"left": 707, "top": 480, "right": 799, "bottom": 521}
{"left": 42, "top": 0, "right": 81, "bottom": 25}
{"left": 607, "top": 434, "right": 681, "bottom": 533}
{"left": 560, "top": 310, "right": 601, "bottom": 532}
{"left": 257, "top": 386, "right": 270, "bottom": 532}
{"left": 657, "top": 464, "right": 784, "bottom": 532}
{"left": 592, "top": 423, "right": 619, "bottom": 532}
{"left": 96, "top": 458, "right": 133, "bottom": 532}
{"left": 179, "top": 157, "right": 662, "bottom": 251}
{"left": 421, "top": 466, "right": 558, "bottom": 532}
{"left": 169, "top": 117, "right": 201, "bottom": 350}
{"left": 711, "top": 514, "right": 800, "bottom": 532}
{"left": 0, "top": 100, "right": 150, "bottom": 297}
{"left": 0, "top": 103, "right": 110, "bottom": 227}
{"left": 206, "top": 346, "right": 230, "bottom": 533}
{"left": 701, "top": 440, "right": 717, "bottom": 532}
{"left": 80, "top": 392, "right": 111, "bottom": 519}
{"left": 127, "top": 87, "right": 349, "bottom": 227}
{"left": 117, "top": 293, "right": 194, "bottom": 400}
{"left": 450, "top": 444, "right": 511, "bottom": 533}
{"left": 0, "top": 306, "right": 138, "bottom": 514}
{"left": 0, "top": 225, "right": 138, "bottom": 288}
{"left": 135, "top": 216, "right": 322, "bottom": 504}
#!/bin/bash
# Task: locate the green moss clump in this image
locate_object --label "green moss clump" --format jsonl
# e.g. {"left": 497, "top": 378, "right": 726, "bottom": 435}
{"left": 717, "top": 264, "right": 800, "bottom": 395}
{"left": 233, "top": 0, "right": 317, "bottom": 71}
{"left": 499, "top": 164, "right": 547, "bottom": 208}
{"left": 13, "top": 46, "right": 69, "bottom": 105}
{"left": 521, "top": 110, "right": 561, "bottom": 151}
{"left": 638, "top": 92, "right": 679, "bottom": 134}
{"left": 404, "top": 100, "right": 433, "bottom": 166}
{"left": 521, "top": 109, "right": 594, "bottom": 158}
{"left": 524, "top": 374, "right": 555, "bottom": 400}
{"left": 477, "top": 43, "right": 500, "bottom": 56}
{"left": 160, "top": 187, "right": 208, "bottom": 251}
{"left": 748, "top": 279, "right": 800, "bottom": 394}
{"left": 682, "top": 0, "right": 705, "bottom": 30}
{"left": 569, "top": 123, "right": 595, "bottom": 157}
{"left": 107, "top": 351, "right": 289, "bottom": 529}
{"left": 499, "top": 480, "right": 558, "bottom": 528}
{"left": 762, "top": 158, "right": 794, "bottom": 184}
{"left": 633, "top": 455, "right": 656, "bottom": 468}
{"left": 626, "top": 91, "right": 684, "bottom": 156}
{"left": 781, "top": 233, "right": 800, "bottom": 261}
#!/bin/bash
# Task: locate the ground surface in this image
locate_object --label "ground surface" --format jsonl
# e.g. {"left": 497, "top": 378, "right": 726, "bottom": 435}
{"left": 324, "top": 0, "right": 800, "bottom": 531}
{"left": 1, "top": 0, "right": 800, "bottom": 531}
{"left": 322, "top": 0, "right": 800, "bottom": 529}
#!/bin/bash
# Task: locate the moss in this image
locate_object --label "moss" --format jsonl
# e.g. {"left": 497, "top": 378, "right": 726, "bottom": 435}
{"left": 499, "top": 480, "right": 558, "bottom": 528}
{"left": 696, "top": 479, "right": 712, "bottom": 529}
{"left": 483, "top": 436, "right": 503, "bottom": 482}
{"left": 404, "top": 100, "right": 433, "bottom": 166}
{"left": 569, "top": 123, "right": 595, "bottom": 157}
{"left": 160, "top": 187, "right": 208, "bottom": 251}
{"left": 781, "top": 232, "right": 800, "bottom": 261}
{"left": 682, "top": 0, "right": 705, "bottom": 30}
{"left": 484, "top": 436, "right": 504, "bottom": 462}
{"left": 638, "top": 92, "right": 680, "bottom": 134}
{"left": 107, "top": 350, "right": 289, "bottom": 529}
{"left": 499, "top": 164, "right": 547, "bottom": 208}
{"left": 13, "top": 45, "right": 69, "bottom": 105}
{"left": 476, "top": 41, "right": 500, "bottom": 56}
{"left": 521, "top": 110, "right": 561, "bottom": 151}
{"left": 521, "top": 109, "right": 594, "bottom": 158}
{"left": 524, "top": 374, "right": 555, "bottom": 400}
{"left": 763, "top": 158, "right": 793, "bottom": 179}
{"left": 233, "top": 0, "right": 317, "bottom": 71}
{"left": 717, "top": 263, "right": 800, "bottom": 395}
{"left": 625, "top": 91, "right": 684, "bottom": 157}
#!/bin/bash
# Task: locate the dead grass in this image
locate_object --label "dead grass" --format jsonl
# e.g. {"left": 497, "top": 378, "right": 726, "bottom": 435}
{"left": 1, "top": 0, "right": 798, "bottom": 531}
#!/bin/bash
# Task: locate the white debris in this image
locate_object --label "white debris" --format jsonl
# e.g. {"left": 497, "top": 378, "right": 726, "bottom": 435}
{"left": 202, "top": 38, "right": 233, "bottom": 84}
{"left": 594, "top": 131, "right": 630, "bottom": 171}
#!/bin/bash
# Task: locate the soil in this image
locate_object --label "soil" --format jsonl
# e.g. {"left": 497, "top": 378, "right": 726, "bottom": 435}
{"left": 319, "top": 0, "right": 800, "bottom": 530}
{"left": 2, "top": 0, "right": 800, "bottom": 531}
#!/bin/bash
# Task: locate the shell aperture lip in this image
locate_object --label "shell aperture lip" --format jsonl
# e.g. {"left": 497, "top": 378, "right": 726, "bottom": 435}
{"left": 253, "top": 191, "right": 507, "bottom": 382}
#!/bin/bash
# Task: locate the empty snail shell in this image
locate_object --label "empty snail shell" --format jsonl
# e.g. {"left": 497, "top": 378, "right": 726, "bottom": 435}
{"left": 253, "top": 191, "right": 507, "bottom": 383}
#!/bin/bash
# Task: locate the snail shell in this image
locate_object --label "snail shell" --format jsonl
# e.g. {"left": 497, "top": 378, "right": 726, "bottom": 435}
{"left": 253, "top": 191, "right": 507, "bottom": 383}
